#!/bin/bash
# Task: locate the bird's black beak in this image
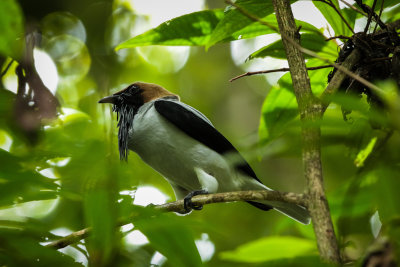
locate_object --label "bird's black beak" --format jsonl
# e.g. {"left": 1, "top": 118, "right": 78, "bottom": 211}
{"left": 98, "top": 95, "right": 117, "bottom": 104}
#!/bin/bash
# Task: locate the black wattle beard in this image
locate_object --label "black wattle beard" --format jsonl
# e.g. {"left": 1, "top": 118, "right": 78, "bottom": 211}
{"left": 113, "top": 103, "right": 139, "bottom": 161}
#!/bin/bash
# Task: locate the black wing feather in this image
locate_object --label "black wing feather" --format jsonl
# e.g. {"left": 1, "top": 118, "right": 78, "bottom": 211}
{"left": 154, "top": 100, "right": 261, "bottom": 183}
{"left": 154, "top": 100, "right": 272, "bottom": 211}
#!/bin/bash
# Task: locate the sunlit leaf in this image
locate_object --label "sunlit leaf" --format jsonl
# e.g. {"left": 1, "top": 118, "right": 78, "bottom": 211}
{"left": 0, "top": 149, "right": 58, "bottom": 207}
{"left": 219, "top": 236, "right": 317, "bottom": 262}
{"left": 0, "top": 228, "right": 83, "bottom": 266}
{"left": 207, "top": 0, "right": 278, "bottom": 49}
{"left": 374, "top": 167, "right": 400, "bottom": 221}
{"left": 382, "top": 4, "right": 400, "bottom": 22}
{"left": 249, "top": 33, "right": 328, "bottom": 60}
{"left": 134, "top": 210, "right": 202, "bottom": 267}
{"left": 259, "top": 73, "right": 297, "bottom": 143}
{"left": 116, "top": 10, "right": 224, "bottom": 50}
{"left": 116, "top": 5, "right": 319, "bottom": 51}
{"left": 354, "top": 136, "right": 377, "bottom": 167}
{"left": 0, "top": 0, "right": 24, "bottom": 59}
{"left": 363, "top": 0, "right": 399, "bottom": 11}
{"left": 313, "top": 1, "right": 355, "bottom": 37}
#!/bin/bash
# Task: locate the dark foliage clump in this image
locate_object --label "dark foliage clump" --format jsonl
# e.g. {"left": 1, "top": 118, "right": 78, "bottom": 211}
{"left": 328, "top": 23, "right": 400, "bottom": 123}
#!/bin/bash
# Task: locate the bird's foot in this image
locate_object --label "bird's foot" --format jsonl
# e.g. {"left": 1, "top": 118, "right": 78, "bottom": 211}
{"left": 183, "top": 189, "right": 208, "bottom": 212}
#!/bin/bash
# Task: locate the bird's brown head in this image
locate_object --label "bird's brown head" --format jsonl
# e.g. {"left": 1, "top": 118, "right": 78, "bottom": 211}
{"left": 98, "top": 82, "right": 178, "bottom": 161}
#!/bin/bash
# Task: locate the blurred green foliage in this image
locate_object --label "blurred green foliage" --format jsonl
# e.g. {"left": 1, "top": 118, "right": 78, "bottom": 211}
{"left": 1, "top": 0, "right": 400, "bottom": 266}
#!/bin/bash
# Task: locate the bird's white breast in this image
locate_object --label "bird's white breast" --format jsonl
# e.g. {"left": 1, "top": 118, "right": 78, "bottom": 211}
{"left": 127, "top": 100, "right": 241, "bottom": 194}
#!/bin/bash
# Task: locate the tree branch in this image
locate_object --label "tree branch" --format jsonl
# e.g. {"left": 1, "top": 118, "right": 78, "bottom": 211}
{"left": 46, "top": 190, "right": 306, "bottom": 250}
{"left": 364, "top": 0, "right": 378, "bottom": 33}
{"left": 339, "top": 0, "right": 368, "bottom": 17}
{"left": 317, "top": 0, "right": 355, "bottom": 34}
{"left": 46, "top": 228, "right": 91, "bottom": 250}
{"left": 325, "top": 35, "right": 351, "bottom": 41}
{"left": 226, "top": 0, "right": 385, "bottom": 97}
{"left": 155, "top": 190, "right": 307, "bottom": 212}
{"left": 320, "top": 49, "right": 361, "bottom": 112}
{"left": 355, "top": 0, "right": 387, "bottom": 30}
{"left": 229, "top": 65, "right": 332, "bottom": 82}
{"left": 272, "top": 0, "right": 341, "bottom": 263}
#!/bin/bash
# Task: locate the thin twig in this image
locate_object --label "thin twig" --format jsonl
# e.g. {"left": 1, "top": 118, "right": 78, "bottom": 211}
{"left": 230, "top": 65, "right": 333, "bottom": 82}
{"left": 314, "top": 0, "right": 354, "bottom": 34}
{"left": 1, "top": 59, "right": 14, "bottom": 77}
{"left": 46, "top": 189, "right": 307, "bottom": 249}
{"left": 364, "top": 0, "right": 378, "bottom": 33}
{"left": 326, "top": 0, "right": 355, "bottom": 34}
{"left": 368, "top": 56, "right": 391, "bottom": 63}
{"left": 325, "top": 35, "right": 351, "bottom": 41}
{"left": 339, "top": 0, "right": 368, "bottom": 17}
{"left": 226, "top": 0, "right": 385, "bottom": 97}
{"left": 46, "top": 228, "right": 91, "bottom": 250}
{"left": 355, "top": 0, "right": 387, "bottom": 29}
{"left": 373, "top": 0, "right": 385, "bottom": 33}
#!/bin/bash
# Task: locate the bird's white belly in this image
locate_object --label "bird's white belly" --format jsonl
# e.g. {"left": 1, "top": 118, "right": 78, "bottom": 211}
{"left": 128, "top": 104, "right": 239, "bottom": 193}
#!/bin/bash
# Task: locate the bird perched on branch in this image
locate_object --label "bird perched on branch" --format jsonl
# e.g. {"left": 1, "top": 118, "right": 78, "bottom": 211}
{"left": 99, "top": 82, "right": 310, "bottom": 224}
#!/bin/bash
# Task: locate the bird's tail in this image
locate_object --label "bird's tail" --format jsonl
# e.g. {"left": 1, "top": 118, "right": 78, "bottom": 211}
{"left": 244, "top": 181, "right": 310, "bottom": 225}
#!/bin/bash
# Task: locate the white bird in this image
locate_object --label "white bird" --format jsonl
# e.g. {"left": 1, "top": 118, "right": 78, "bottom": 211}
{"left": 99, "top": 82, "right": 310, "bottom": 224}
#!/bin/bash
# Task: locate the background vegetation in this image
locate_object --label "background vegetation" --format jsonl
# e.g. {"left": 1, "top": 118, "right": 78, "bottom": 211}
{"left": 1, "top": 0, "right": 400, "bottom": 266}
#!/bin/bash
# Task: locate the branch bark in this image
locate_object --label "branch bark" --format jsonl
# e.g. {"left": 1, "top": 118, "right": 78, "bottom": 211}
{"left": 320, "top": 49, "right": 361, "bottom": 112}
{"left": 229, "top": 65, "right": 332, "bottom": 82}
{"left": 47, "top": 190, "right": 306, "bottom": 249}
{"left": 272, "top": 0, "right": 341, "bottom": 263}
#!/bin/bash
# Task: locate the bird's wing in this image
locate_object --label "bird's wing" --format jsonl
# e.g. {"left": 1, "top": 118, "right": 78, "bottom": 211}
{"left": 154, "top": 99, "right": 262, "bottom": 184}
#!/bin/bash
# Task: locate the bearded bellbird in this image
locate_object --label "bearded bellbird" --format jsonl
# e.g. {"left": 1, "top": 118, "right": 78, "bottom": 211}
{"left": 99, "top": 82, "right": 310, "bottom": 224}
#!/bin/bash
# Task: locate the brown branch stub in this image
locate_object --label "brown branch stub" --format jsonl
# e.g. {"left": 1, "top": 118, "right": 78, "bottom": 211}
{"left": 46, "top": 228, "right": 91, "bottom": 250}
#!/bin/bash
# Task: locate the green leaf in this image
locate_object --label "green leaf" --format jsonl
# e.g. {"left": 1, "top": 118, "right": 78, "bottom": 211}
{"left": 116, "top": 10, "right": 224, "bottom": 50}
{"left": 382, "top": 3, "right": 400, "bottom": 22}
{"left": 0, "top": 0, "right": 24, "bottom": 58}
{"left": 234, "top": 14, "right": 323, "bottom": 40}
{"left": 116, "top": 3, "right": 317, "bottom": 51}
{"left": 0, "top": 149, "right": 58, "bottom": 207}
{"left": 135, "top": 211, "right": 202, "bottom": 267}
{"left": 207, "top": 0, "right": 278, "bottom": 49}
{"left": 354, "top": 136, "right": 377, "bottom": 167}
{"left": 219, "top": 236, "right": 317, "bottom": 263}
{"left": 313, "top": 0, "right": 354, "bottom": 36}
{"left": 0, "top": 228, "right": 83, "bottom": 266}
{"left": 259, "top": 73, "right": 297, "bottom": 143}
{"left": 258, "top": 59, "right": 332, "bottom": 144}
{"left": 363, "top": 0, "right": 399, "bottom": 10}
{"left": 249, "top": 33, "right": 328, "bottom": 60}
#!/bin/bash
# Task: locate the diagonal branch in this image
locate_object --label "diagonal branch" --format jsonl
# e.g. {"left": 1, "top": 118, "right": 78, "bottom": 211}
{"left": 315, "top": 0, "right": 355, "bottom": 34}
{"left": 156, "top": 190, "right": 307, "bottom": 212}
{"left": 229, "top": 65, "right": 332, "bottom": 82}
{"left": 226, "top": 0, "right": 385, "bottom": 97}
{"left": 364, "top": 0, "right": 378, "bottom": 33}
{"left": 320, "top": 49, "right": 361, "bottom": 112}
{"left": 46, "top": 190, "right": 306, "bottom": 250}
{"left": 339, "top": 0, "right": 368, "bottom": 17}
{"left": 355, "top": 0, "right": 387, "bottom": 29}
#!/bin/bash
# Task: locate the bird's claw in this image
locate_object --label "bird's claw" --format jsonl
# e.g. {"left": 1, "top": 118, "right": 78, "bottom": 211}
{"left": 183, "top": 189, "right": 208, "bottom": 212}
